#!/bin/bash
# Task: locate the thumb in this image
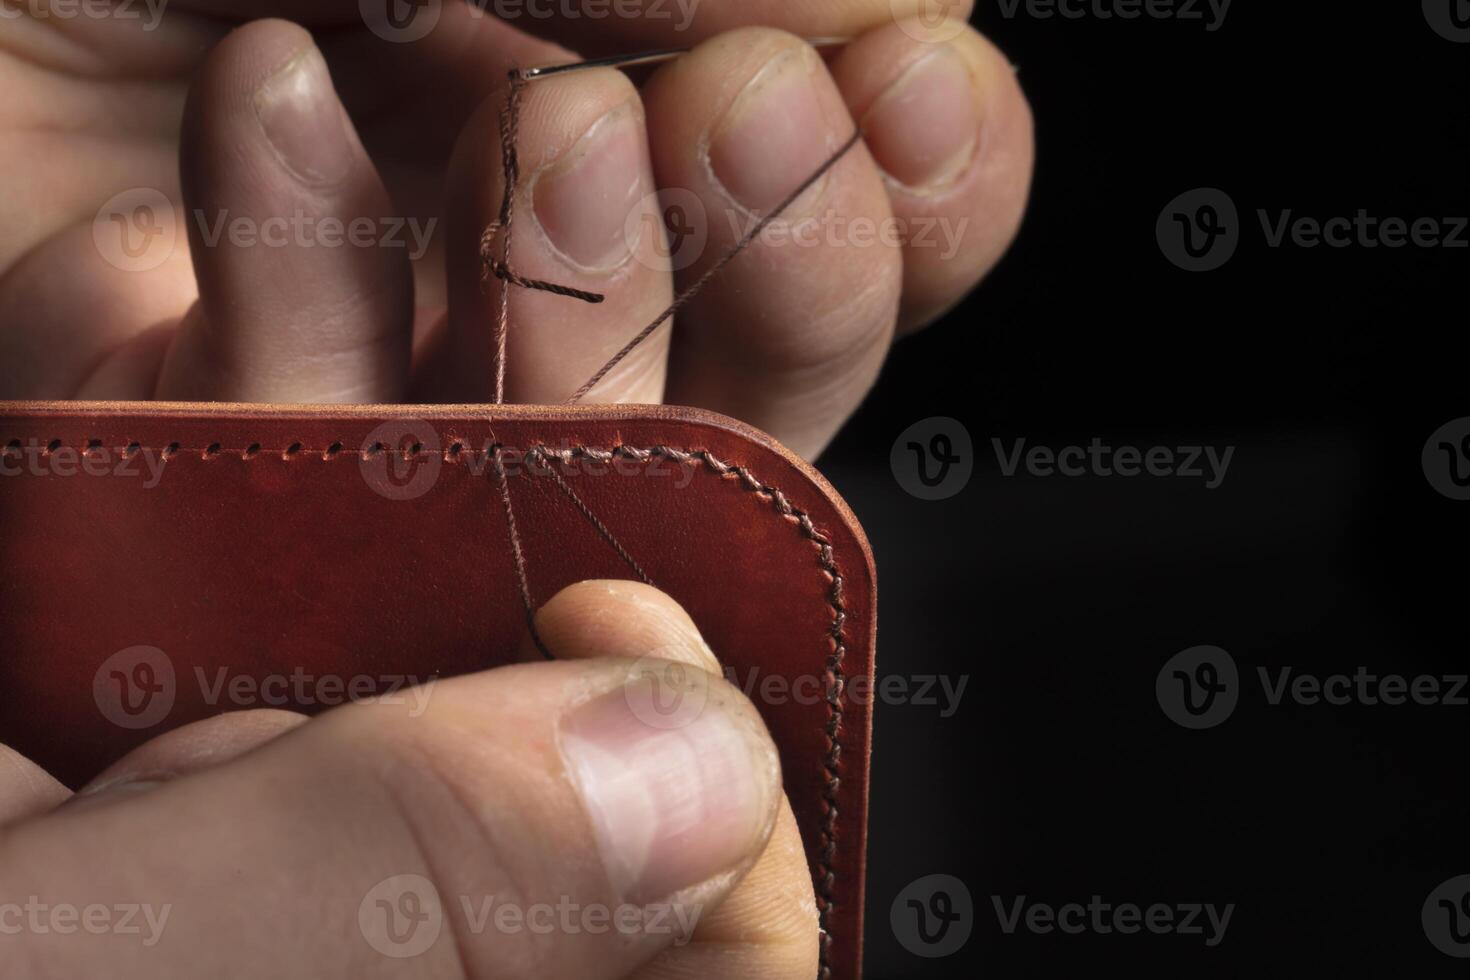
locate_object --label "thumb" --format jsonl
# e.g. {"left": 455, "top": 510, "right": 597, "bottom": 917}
{"left": 0, "top": 656, "right": 781, "bottom": 978}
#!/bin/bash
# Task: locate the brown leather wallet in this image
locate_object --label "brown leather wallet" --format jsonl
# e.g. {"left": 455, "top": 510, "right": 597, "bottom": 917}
{"left": 0, "top": 400, "right": 874, "bottom": 980}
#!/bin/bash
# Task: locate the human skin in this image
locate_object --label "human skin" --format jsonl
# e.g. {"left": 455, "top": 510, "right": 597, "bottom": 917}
{"left": 0, "top": 2, "right": 1032, "bottom": 976}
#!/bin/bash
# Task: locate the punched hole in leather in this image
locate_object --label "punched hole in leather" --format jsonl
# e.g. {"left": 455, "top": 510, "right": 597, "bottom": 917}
{"left": 0, "top": 399, "right": 875, "bottom": 980}
{"left": 1, "top": 36, "right": 875, "bottom": 977}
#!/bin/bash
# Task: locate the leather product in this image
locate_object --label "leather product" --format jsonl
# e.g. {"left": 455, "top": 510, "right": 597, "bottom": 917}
{"left": 0, "top": 400, "right": 874, "bottom": 980}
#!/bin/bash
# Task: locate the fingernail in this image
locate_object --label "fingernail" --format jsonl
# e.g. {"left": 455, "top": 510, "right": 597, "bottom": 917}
{"left": 254, "top": 47, "right": 355, "bottom": 186}
{"left": 863, "top": 46, "right": 980, "bottom": 192}
{"left": 559, "top": 669, "right": 779, "bottom": 905}
{"left": 533, "top": 103, "right": 648, "bottom": 273}
{"left": 708, "top": 46, "right": 845, "bottom": 215}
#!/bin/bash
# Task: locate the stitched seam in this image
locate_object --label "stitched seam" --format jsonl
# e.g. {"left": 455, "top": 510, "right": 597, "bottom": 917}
{"left": 683, "top": 447, "right": 847, "bottom": 980}
{"left": 1, "top": 438, "right": 849, "bottom": 979}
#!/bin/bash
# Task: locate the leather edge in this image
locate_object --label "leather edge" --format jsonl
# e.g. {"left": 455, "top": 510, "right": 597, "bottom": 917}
{"left": 0, "top": 399, "right": 879, "bottom": 977}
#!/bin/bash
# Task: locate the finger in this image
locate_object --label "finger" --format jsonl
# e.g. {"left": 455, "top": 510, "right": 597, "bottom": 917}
{"left": 0, "top": 12, "right": 207, "bottom": 400}
{"left": 831, "top": 18, "right": 1034, "bottom": 333}
{"left": 642, "top": 29, "right": 903, "bottom": 459}
{"left": 532, "top": 581, "right": 819, "bottom": 980}
{"left": 527, "top": 579, "right": 718, "bottom": 670}
{"left": 501, "top": 0, "right": 978, "bottom": 57}
{"left": 630, "top": 803, "right": 817, "bottom": 980}
{"left": 0, "top": 744, "right": 70, "bottom": 825}
{"left": 72, "top": 709, "right": 308, "bottom": 804}
{"left": 317, "top": 2, "right": 577, "bottom": 318}
{"left": 155, "top": 19, "right": 414, "bottom": 402}
{"left": 171, "top": 1, "right": 972, "bottom": 54}
{"left": 422, "top": 65, "right": 673, "bottom": 404}
{"left": 0, "top": 661, "right": 780, "bottom": 978}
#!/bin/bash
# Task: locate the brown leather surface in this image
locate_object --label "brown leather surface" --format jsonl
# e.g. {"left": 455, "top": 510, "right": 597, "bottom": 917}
{"left": 0, "top": 401, "right": 874, "bottom": 980}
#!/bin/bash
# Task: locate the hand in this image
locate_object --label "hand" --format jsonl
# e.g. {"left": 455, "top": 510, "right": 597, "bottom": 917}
{"left": 0, "top": 581, "right": 818, "bottom": 978}
{"left": 0, "top": 1, "right": 1032, "bottom": 458}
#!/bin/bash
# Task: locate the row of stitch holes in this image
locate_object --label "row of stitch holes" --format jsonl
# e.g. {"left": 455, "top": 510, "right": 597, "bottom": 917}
{"left": 361, "top": 442, "right": 438, "bottom": 460}
{"left": 198, "top": 441, "right": 360, "bottom": 460}
{"left": 181, "top": 441, "right": 331, "bottom": 460}
{"left": 4, "top": 439, "right": 145, "bottom": 458}
{"left": 9, "top": 439, "right": 476, "bottom": 462}
{"left": 6, "top": 441, "right": 340, "bottom": 461}
{"left": 361, "top": 442, "right": 470, "bottom": 461}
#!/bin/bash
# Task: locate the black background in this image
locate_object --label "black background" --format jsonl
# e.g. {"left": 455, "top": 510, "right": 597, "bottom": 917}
{"left": 823, "top": 2, "right": 1469, "bottom": 975}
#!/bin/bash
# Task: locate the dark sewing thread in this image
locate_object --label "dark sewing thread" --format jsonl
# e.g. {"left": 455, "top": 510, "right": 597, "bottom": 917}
{"left": 566, "top": 128, "right": 863, "bottom": 405}
{"left": 481, "top": 61, "right": 858, "bottom": 974}
{"left": 482, "top": 67, "right": 864, "bottom": 405}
